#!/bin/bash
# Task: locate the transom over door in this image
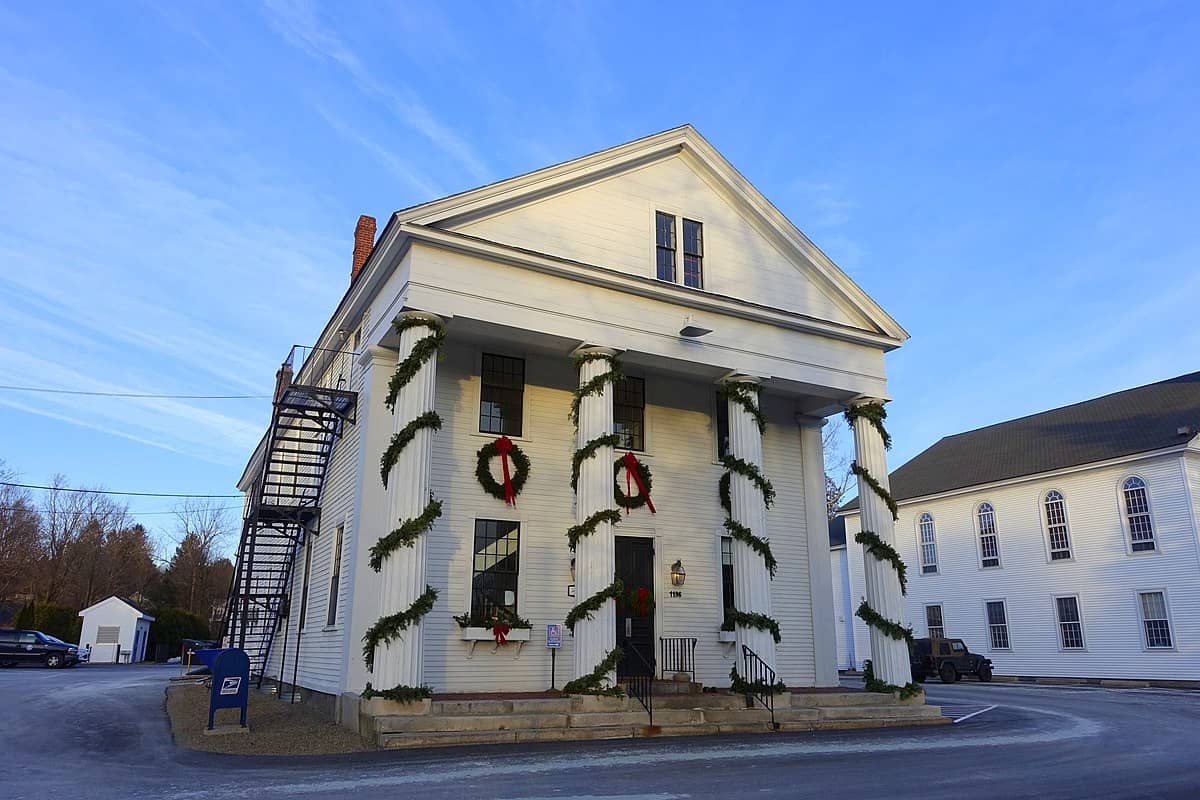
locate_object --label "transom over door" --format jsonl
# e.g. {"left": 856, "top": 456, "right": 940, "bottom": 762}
{"left": 614, "top": 535, "right": 655, "bottom": 677}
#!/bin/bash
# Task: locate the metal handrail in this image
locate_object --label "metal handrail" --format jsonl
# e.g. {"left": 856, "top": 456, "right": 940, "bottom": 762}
{"left": 619, "top": 644, "right": 655, "bottom": 726}
{"left": 659, "top": 636, "right": 697, "bottom": 682}
{"left": 741, "top": 644, "right": 779, "bottom": 729}
{"left": 286, "top": 345, "right": 357, "bottom": 393}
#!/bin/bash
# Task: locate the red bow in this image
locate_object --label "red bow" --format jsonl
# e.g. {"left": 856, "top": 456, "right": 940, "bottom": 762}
{"left": 633, "top": 586, "right": 652, "bottom": 617}
{"left": 495, "top": 435, "right": 516, "bottom": 506}
{"left": 492, "top": 623, "right": 510, "bottom": 646}
{"left": 621, "top": 451, "right": 656, "bottom": 514}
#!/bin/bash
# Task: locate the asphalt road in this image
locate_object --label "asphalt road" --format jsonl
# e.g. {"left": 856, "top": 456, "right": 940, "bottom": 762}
{"left": 4, "top": 664, "right": 1199, "bottom": 799}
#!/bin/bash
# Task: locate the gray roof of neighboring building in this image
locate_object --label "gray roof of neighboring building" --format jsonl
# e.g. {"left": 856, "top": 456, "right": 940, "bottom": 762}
{"left": 843, "top": 371, "right": 1200, "bottom": 511}
{"left": 829, "top": 516, "right": 847, "bottom": 548}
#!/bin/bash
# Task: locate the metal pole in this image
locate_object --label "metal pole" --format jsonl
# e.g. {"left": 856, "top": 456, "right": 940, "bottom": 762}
{"left": 551, "top": 649, "right": 556, "bottom": 690}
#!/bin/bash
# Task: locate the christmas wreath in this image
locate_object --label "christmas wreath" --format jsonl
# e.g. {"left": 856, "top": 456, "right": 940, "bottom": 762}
{"left": 475, "top": 435, "right": 530, "bottom": 505}
{"left": 613, "top": 451, "right": 655, "bottom": 512}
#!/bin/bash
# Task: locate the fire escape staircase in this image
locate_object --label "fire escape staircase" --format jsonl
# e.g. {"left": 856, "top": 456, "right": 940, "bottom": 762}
{"left": 222, "top": 347, "right": 357, "bottom": 681}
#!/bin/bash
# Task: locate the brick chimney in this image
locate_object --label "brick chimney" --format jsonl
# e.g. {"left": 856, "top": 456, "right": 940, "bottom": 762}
{"left": 351, "top": 214, "right": 377, "bottom": 283}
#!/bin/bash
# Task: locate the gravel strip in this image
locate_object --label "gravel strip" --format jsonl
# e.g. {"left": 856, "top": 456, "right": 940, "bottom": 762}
{"left": 166, "top": 682, "right": 374, "bottom": 755}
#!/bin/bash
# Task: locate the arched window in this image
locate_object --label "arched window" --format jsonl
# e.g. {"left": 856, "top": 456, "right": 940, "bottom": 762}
{"left": 918, "top": 513, "right": 938, "bottom": 574}
{"left": 1044, "top": 491, "right": 1072, "bottom": 560}
{"left": 977, "top": 503, "right": 1000, "bottom": 568}
{"left": 1122, "top": 477, "right": 1156, "bottom": 552}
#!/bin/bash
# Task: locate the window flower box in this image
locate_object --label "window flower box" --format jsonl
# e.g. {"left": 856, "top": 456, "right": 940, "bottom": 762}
{"left": 460, "top": 626, "right": 531, "bottom": 658}
{"left": 718, "top": 629, "right": 736, "bottom": 643}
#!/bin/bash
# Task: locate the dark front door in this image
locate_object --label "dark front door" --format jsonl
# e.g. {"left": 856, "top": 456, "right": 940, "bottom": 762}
{"left": 614, "top": 536, "right": 655, "bottom": 677}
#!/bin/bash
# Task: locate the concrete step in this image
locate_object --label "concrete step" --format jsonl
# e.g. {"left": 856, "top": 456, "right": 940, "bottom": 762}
{"left": 817, "top": 704, "right": 942, "bottom": 721}
{"left": 639, "top": 723, "right": 721, "bottom": 738}
{"left": 570, "top": 708, "right": 703, "bottom": 727}
{"left": 701, "top": 707, "right": 775, "bottom": 724}
{"left": 375, "top": 712, "right": 569, "bottom": 734}
{"left": 789, "top": 692, "right": 916, "bottom": 708}
{"left": 431, "top": 698, "right": 574, "bottom": 716}
{"left": 653, "top": 693, "right": 751, "bottom": 710}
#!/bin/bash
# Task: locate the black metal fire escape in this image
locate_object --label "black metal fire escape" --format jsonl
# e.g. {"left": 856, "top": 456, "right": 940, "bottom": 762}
{"left": 221, "top": 346, "right": 357, "bottom": 681}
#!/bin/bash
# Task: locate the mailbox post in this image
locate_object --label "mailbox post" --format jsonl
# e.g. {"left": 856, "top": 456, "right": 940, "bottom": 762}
{"left": 197, "top": 648, "right": 250, "bottom": 730}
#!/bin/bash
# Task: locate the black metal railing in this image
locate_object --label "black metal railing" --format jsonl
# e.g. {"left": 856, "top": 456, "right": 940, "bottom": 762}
{"left": 619, "top": 646, "right": 655, "bottom": 726}
{"left": 286, "top": 345, "right": 357, "bottom": 394}
{"left": 659, "top": 637, "right": 697, "bottom": 682}
{"left": 741, "top": 645, "right": 779, "bottom": 729}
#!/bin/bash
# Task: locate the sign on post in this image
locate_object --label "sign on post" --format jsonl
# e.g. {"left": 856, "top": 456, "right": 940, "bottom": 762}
{"left": 546, "top": 624, "right": 562, "bottom": 648}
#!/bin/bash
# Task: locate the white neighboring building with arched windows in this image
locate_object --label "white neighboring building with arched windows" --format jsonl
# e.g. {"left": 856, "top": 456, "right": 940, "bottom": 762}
{"left": 837, "top": 371, "right": 1200, "bottom": 682}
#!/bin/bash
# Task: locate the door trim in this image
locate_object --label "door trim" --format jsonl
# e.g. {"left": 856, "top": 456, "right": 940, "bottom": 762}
{"left": 615, "top": 527, "right": 660, "bottom": 676}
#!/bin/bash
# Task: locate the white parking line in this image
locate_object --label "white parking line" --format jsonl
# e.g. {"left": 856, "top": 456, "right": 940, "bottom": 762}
{"left": 952, "top": 704, "right": 998, "bottom": 723}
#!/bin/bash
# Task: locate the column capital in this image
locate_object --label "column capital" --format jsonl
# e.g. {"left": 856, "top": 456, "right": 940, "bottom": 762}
{"left": 795, "top": 414, "right": 827, "bottom": 430}
{"left": 357, "top": 344, "right": 398, "bottom": 368}
{"left": 393, "top": 310, "right": 444, "bottom": 328}
{"left": 571, "top": 344, "right": 620, "bottom": 359}
{"left": 848, "top": 396, "right": 889, "bottom": 409}
{"left": 718, "top": 373, "right": 762, "bottom": 387}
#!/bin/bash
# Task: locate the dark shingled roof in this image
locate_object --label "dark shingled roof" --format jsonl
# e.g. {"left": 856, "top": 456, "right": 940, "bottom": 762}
{"left": 829, "top": 515, "right": 847, "bottom": 548}
{"left": 843, "top": 371, "right": 1200, "bottom": 510}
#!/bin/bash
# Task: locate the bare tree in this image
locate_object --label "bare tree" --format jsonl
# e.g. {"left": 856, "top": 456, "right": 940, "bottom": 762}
{"left": 823, "top": 421, "right": 856, "bottom": 519}
{"left": 166, "top": 499, "right": 233, "bottom": 616}
{"left": 37, "top": 475, "right": 128, "bottom": 605}
{"left": 0, "top": 462, "right": 40, "bottom": 599}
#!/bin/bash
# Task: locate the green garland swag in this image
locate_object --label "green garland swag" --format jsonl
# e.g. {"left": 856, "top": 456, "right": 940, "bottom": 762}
{"left": 474, "top": 438, "right": 531, "bottom": 501}
{"left": 729, "top": 665, "right": 787, "bottom": 695}
{"left": 613, "top": 457, "right": 653, "bottom": 510}
{"left": 855, "top": 599, "right": 913, "bottom": 642}
{"left": 723, "top": 518, "right": 778, "bottom": 578}
{"left": 719, "top": 382, "right": 767, "bottom": 436}
{"left": 567, "top": 509, "right": 622, "bottom": 551}
{"left": 862, "top": 660, "right": 922, "bottom": 700}
{"left": 724, "top": 607, "right": 782, "bottom": 643}
{"left": 569, "top": 354, "right": 623, "bottom": 427}
{"left": 844, "top": 402, "right": 892, "bottom": 450}
{"left": 850, "top": 461, "right": 898, "bottom": 521}
{"left": 565, "top": 578, "right": 624, "bottom": 633}
{"left": 854, "top": 530, "right": 907, "bottom": 594}
{"left": 452, "top": 607, "right": 531, "bottom": 629}
{"left": 384, "top": 317, "right": 445, "bottom": 412}
{"left": 563, "top": 646, "right": 625, "bottom": 696}
{"left": 570, "top": 433, "right": 622, "bottom": 492}
{"left": 380, "top": 411, "right": 443, "bottom": 487}
{"left": 720, "top": 455, "right": 776, "bottom": 510}
{"left": 360, "top": 682, "right": 433, "bottom": 703}
{"left": 370, "top": 498, "right": 442, "bottom": 572}
{"left": 362, "top": 585, "right": 438, "bottom": 672}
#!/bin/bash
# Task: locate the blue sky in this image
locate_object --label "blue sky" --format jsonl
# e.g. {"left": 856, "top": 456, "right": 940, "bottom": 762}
{"left": 2, "top": 2, "right": 1198, "bottom": 549}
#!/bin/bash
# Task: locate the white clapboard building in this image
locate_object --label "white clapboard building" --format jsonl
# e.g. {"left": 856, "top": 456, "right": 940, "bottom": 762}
{"left": 839, "top": 372, "right": 1200, "bottom": 682}
{"left": 224, "top": 126, "right": 915, "bottom": 712}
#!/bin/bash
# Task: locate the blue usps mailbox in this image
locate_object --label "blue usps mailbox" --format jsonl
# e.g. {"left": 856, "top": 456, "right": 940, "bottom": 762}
{"left": 197, "top": 647, "right": 249, "bottom": 730}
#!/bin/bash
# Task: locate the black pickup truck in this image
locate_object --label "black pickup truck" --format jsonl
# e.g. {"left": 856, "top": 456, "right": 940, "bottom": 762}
{"left": 910, "top": 637, "right": 992, "bottom": 683}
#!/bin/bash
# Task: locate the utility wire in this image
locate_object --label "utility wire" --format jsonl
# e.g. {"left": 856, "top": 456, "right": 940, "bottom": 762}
{"left": 0, "top": 504, "right": 242, "bottom": 516}
{"left": 0, "top": 384, "right": 269, "bottom": 399}
{"left": 0, "top": 482, "right": 241, "bottom": 498}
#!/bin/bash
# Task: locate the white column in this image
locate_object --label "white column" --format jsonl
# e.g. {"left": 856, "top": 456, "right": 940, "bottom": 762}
{"left": 798, "top": 416, "right": 839, "bottom": 687}
{"left": 725, "top": 376, "right": 776, "bottom": 668}
{"left": 849, "top": 398, "right": 909, "bottom": 686}
{"left": 375, "top": 312, "right": 441, "bottom": 689}
{"left": 573, "top": 346, "right": 618, "bottom": 682}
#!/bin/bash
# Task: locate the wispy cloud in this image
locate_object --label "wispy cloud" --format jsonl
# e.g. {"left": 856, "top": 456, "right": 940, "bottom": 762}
{"left": 262, "top": 0, "right": 490, "bottom": 182}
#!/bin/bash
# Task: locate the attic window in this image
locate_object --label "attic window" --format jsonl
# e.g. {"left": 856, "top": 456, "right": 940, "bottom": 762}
{"left": 655, "top": 212, "right": 703, "bottom": 289}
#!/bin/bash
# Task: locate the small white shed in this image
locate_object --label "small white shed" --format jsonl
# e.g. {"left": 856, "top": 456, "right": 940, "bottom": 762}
{"left": 78, "top": 596, "right": 155, "bottom": 663}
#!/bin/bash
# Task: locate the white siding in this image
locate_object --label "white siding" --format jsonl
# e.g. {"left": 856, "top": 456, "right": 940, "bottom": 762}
{"left": 844, "top": 452, "right": 1200, "bottom": 680}
{"left": 830, "top": 546, "right": 855, "bottom": 669}
{"left": 415, "top": 343, "right": 819, "bottom": 692}
{"left": 453, "top": 155, "right": 872, "bottom": 330}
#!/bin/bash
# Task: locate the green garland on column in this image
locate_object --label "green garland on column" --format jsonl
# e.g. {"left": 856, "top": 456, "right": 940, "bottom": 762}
{"left": 569, "top": 353, "right": 623, "bottom": 427}
{"left": 367, "top": 315, "right": 444, "bottom": 696}
{"left": 722, "top": 608, "right": 782, "bottom": 643}
{"left": 563, "top": 646, "right": 624, "bottom": 696}
{"left": 567, "top": 509, "right": 622, "bottom": 551}
{"left": 845, "top": 402, "right": 922, "bottom": 699}
{"left": 723, "top": 518, "right": 777, "bottom": 578}
{"left": 720, "top": 455, "right": 777, "bottom": 509}
{"left": 729, "top": 665, "right": 787, "bottom": 695}
{"left": 719, "top": 382, "right": 767, "bottom": 435}
{"left": 570, "top": 433, "right": 623, "bottom": 492}
{"left": 565, "top": 578, "right": 624, "bottom": 633}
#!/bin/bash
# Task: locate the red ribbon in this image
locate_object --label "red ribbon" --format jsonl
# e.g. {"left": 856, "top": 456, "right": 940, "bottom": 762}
{"left": 621, "top": 451, "right": 656, "bottom": 514}
{"left": 492, "top": 623, "right": 510, "bottom": 646}
{"left": 495, "top": 435, "right": 516, "bottom": 507}
{"left": 633, "top": 587, "right": 652, "bottom": 617}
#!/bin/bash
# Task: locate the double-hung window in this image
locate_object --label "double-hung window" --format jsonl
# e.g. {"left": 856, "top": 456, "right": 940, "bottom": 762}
{"left": 977, "top": 503, "right": 1000, "bottom": 568}
{"left": 470, "top": 519, "right": 520, "bottom": 620}
{"left": 325, "top": 524, "right": 344, "bottom": 627}
{"left": 1122, "top": 477, "right": 1156, "bottom": 552}
{"left": 479, "top": 354, "right": 525, "bottom": 436}
{"left": 925, "top": 604, "right": 944, "bottom": 639}
{"left": 1044, "top": 491, "right": 1072, "bottom": 560}
{"left": 655, "top": 212, "right": 703, "bottom": 289}
{"left": 1138, "top": 591, "right": 1173, "bottom": 648}
{"left": 1055, "top": 595, "right": 1085, "bottom": 649}
{"left": 918, "top": 513, "right": 938, "bottom": 574}
{"left": 613, "top": 377, "right": 645, "bottom": 451}
{"left": 720, "top": 536, "right": 736, "bottom": 615}
{"left": 986, "top": 600, "right": 1010, "bottom": 649}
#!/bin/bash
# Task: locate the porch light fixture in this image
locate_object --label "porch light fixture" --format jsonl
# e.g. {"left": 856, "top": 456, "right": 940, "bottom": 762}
{"left": 679, "top": 315, "right": 713, "bottom": 338}
{"left": 670, "top": 560, "right": 686, "bottom": 587}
